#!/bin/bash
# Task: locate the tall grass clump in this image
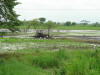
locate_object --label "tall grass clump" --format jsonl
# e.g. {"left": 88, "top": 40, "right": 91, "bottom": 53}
{"left": 55, "top": 49, "right": 68, "bottom": 60}
{"left": 0, "top": 58, "right": 49, "bottom": 75}
{"left": 32, "top": 49, "right": 68, "bottom": 69}
{"left": 32, "top": 52, "right": 59, "bottom": 68}
{"left": 56, "top": 49, "right": 100, "bottom": 75}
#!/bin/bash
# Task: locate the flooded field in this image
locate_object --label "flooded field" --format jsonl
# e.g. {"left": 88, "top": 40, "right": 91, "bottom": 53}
{"left": 0, "top": 29, "right": 100, "bottom": 52}
{"left": 1, "top": 30, "right": 100, "bottom": 41}
{"left": 0, "top": 38, "right": 100, "bottom": 52}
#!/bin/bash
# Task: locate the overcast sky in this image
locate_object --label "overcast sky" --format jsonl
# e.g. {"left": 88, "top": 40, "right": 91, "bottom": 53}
{"left": 15, "top": 0, "right": 100, "bottom": 23}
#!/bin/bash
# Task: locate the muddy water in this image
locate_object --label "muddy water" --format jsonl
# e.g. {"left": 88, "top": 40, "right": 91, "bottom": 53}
{"left": 1, "top": 30, "right": 100, "bottom": 51}
{"left": 22, "top": 29, "right": 100, "bottom": 33}
{"left": 1, "top": 29, "right": 100, "bottom": 40}
{"left": 52, "top": 30, "right": 100, "bottom": 40}
{"left": 54, "top": 36, "right": 100, "bottom": 41}
{"left": 1, "top": 29, "right": 100, "bottom": 52}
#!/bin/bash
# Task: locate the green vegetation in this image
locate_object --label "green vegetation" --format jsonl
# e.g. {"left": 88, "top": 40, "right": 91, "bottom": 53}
{"left": 46, "top": 21, "right": 56, "bottom": 36}
{"left": 0, "top": 0, "right": 20, "bottom": 32}
{"left": 65, "top": 21, "right": 72, "bottom": 26}
{"left": 39, "top": 17, "right": 46, "bottom": 24}
{"left": 0, "top": 0, "right": 100, "bottom": 75}
{"left": 19, "top": 24, "right": 100, "bottom": 30}
{"left": 0, "top": 38, "right": 92, "bottom": 51}
{"left": 0, "top": 37, "right": 100, "bottom": 75}
{"left": 16, "top": 18, "right": 100, "bottom": 30}
{"left": 0, "top": 46, "right": 100, "bottom": 75}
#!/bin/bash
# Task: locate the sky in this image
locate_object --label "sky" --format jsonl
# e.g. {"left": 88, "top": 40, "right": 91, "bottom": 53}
{"left": 14, "top": 0, "right": 100, "bottom": 23}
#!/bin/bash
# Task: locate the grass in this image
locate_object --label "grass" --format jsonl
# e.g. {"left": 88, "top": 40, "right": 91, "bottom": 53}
{"left": 0, "top": 49, "right": 100, "bottom": 75}
{"left": 0, "top": 50, "right": 68, "bottom": 75}
{"left": 0, "top": 38, "right": 100, "bottom": 75}
{"left": 18, "top": 25, "right": 100, "bottom": 30}
{"left": 0, "top": 38, "right": 91, "bottom": 44}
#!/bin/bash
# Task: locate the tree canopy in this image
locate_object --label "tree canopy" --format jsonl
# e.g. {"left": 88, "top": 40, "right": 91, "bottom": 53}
{"left": 39, "top": 18, "right": 46, "bottom": 24}
{"left": 31, "top": 19, "right": 40, "bottom": 29}
{"left": 0, "top": 0, "right": 20, "bottom": 31}
{"left": 65, "top": 21, "right": 71, "bottom": 26}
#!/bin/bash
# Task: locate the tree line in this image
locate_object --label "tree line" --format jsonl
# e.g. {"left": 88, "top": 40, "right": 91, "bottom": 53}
{"left": 23, "top": 18, "right": 100, "bottom": 27}
{"left": 0, "top": 0, "right": 100, "bottom": 33}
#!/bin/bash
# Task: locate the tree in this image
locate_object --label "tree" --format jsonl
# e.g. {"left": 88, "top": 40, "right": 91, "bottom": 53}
{"left": 45, "top": 21, "right": 55, "bottom": 37}
{"left": 0, "top": 0, "right": 20, "bottom": 32}
{"left": 31, "top": 19, "right": 40, "bottom": 29}
{"left": 80, "top": 20, "right": 90, "bottom": 25}
{"left": 22, "top": 20, "right": 31, "bottom": 32}
{"left": 39, "top": 18, "right": 46, "bottom": 24}
{"left": 72, "top": 22, "right": 76, "bottom": 26}
{"left": 65, "top": 21, "right": 71, "bottom": 26}
{"left": 93, "top": 22, "right": 100, "bottom": 27}
{"left": 31, "top": 19, "right": 43, "bottom": 37}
